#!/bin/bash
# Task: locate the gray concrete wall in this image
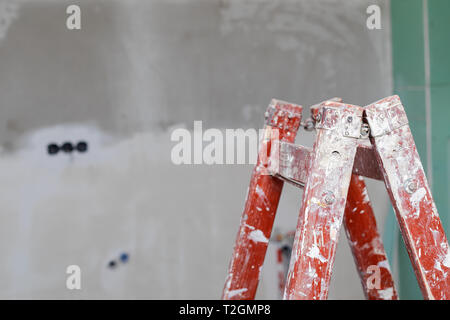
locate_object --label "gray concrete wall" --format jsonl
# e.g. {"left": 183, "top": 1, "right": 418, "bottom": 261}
{"left": 0, "top": 0, "right": 393, "bottom": 299}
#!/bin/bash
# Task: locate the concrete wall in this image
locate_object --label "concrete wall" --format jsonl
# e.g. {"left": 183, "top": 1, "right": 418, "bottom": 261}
{"left": 0, "top": 0, "right": 392, "bottom": 299}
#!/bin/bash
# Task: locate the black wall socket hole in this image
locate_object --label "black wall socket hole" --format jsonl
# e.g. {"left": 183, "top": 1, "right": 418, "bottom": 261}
{"left": 47, "top": 143, "right": 59, "bottom": 155}
{"left": 47, "top": 141, "right": 89, "bottom": 155}
{"left": 61, "top": 142, "right": 74, "bottom": 153}
{"left": 76, "top": 141, "right": 88, "bottom": 152}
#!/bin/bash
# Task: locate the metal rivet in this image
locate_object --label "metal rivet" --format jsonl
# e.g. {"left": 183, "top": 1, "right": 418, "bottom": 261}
{"left": 304, "top": 119, "right": 315, "bottom": 131}
{"left": 405, "top": 178, "right": 418, "bottom": 194}
{"left": 360, "top": 123, "right": 370, "bottom": 137}
{"left": 324, "top": 191, "right": 335, "bottom": 205}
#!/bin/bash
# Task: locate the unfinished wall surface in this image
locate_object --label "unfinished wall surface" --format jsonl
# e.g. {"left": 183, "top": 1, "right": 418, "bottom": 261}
{"left": 0, "top": 0, "right": 392, "bottom": 299}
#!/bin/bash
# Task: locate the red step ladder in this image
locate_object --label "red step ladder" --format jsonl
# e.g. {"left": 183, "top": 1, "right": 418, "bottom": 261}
{"left": 222, "top": 96, "right": 450, "bottom": 300}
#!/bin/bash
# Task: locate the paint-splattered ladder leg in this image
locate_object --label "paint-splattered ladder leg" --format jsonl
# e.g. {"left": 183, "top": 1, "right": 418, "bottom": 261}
{"left": 366, "top": 95, "right": 450, "bottom": 300}
{"left": 222, "top": 100, "right": 302, "bottom": 300}
{"left": 344, "top": 174, "right": 398, "bottom": 300}
{"left": 284, "top": 102, "right": 363, "bottom": 300}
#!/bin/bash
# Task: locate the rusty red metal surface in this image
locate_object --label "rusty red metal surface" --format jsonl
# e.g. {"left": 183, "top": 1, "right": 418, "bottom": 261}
{"left": 366, "top": 95, "right": 450, "bottom": 300}
{"left": 344, "top": 174, "right": 398, "bottom": 300}
{"left": 284, "top": 101, "right": 363, "bottom": 300}
{"left": 222, "top": 99, "right": 302, "bottom": 300}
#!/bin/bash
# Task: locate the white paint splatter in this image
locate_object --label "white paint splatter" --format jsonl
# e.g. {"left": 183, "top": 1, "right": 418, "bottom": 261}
{"left": 378, "top": 287, "right": 394, "bottom": 300}
{"left": 410, "top": 187, "right": 426, "bottom": 206}
{"left": 408, "top": 187, "right": 427, "bottom": 218}
{"left": 255, "top": 185, "right": 267, "bottom": 202}
{"left": 306, "top": 244, "right": 327, "bottom": 263}
{"left": 248, "top": 230, "right": 268, "bottom": 243}
{"left": 307, "top": 262, "right": 317, "bottom": 278}
{"left": 442, "top": 251, "right": 450, "bottom": 268}
{"left": 330, "top": 224, "right": 338, "bottom": 241}
{"left": 431, "top": 229, "right": 441, "bottom": 246}
{"left": 227, "top": 287, "right": 248, "bottom": 298}
{"left": 224, "top": 273, "right": 233, "bottom": 292}
{"left": 378, "top": 260, "right": 391, "bottom": 271}
{"left": 244, "top": 224, "right": 255, "bottom": 231}
{"left": 361, "top": 189, "right": 370, "bottom": 203}
{"left": 434, "top": 260, "right": 443, "bottom": 272}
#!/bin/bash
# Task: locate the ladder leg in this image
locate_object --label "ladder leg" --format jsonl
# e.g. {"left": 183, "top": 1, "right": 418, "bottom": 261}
{"left": 344, "top": 174, "right": 398, "bottom": 300}
{"left": 284, "top": 102, "right": 363, "bottom": 300}
{"left": 366, "top": 95, "right": 450, "bottom": 299}
{"left": 222, "top": 100, "right": 302, "bottom": 300}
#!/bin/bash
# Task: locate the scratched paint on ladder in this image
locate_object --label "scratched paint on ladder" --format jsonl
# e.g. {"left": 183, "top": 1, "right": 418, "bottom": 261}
{"left": 344, "top": 174, "right": 398, "bottom": 300}
{"left": 284, "top": 101, "right": 364, "bottom": 300}
{"left": 222, "top": 99, "right": 302, "bottom": 300}
{"left": 366, "top": 95, "right": 450, "bottom": 300}
{"left": 224, "top": 95, "right": 448, "bottom": 300}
